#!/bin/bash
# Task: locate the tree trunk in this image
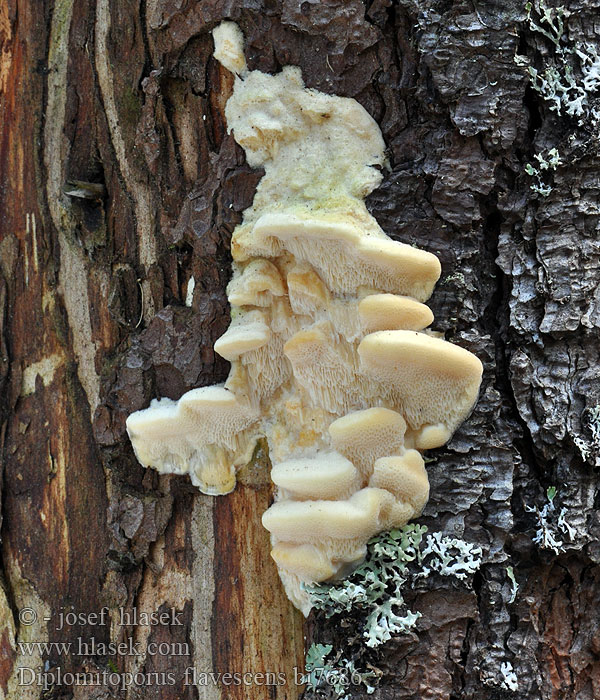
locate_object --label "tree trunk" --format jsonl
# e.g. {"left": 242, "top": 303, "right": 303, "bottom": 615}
{"left": 0, "top": 1, "right": 598, "bottom": 699}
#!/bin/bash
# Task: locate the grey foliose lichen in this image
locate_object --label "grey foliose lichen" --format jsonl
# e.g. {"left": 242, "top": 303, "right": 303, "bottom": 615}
{"left": 521, "top": 1, "right": 600, "bottom": 122}
{"left": 526, "top": 486, "right": 576, "bottom": 554}
{"left": 517, "top": 1, "right": 600, "bottom": 196}
{"left": 573, "top": 404, "right": 600, "bottom": 465}
{"left": 301, "top": 524, "right": 482, "bottom": 698}
{"left": 303, "top": 644, "right": 378, "bottom": 700}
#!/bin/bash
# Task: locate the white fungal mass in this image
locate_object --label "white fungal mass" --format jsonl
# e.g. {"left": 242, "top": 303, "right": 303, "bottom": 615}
{"left": 126, "top": 21, "right": 483, "bottom": 613}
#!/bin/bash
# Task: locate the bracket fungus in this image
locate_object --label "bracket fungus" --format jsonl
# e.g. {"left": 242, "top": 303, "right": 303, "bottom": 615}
{"left": 126, "top": 21, "right": 483, "bottom": 613}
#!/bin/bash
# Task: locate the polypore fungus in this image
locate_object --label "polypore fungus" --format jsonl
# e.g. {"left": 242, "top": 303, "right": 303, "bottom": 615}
{"left": 126, "top": 21, "right": 483, "bottom": 614}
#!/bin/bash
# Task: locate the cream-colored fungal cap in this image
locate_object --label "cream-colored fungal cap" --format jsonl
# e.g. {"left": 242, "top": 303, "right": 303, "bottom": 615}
{"left": 369, "top": 452, "right": 430, "bottom": 514}
{"left": 227, "top": 259, "right": 285, "bottom": 307}
{"left": 359, "top": 330, "right": 483, "bottom": 443}
{"left": 263, "top": 433, "right": 431, "bottom": 585}
{"left": 262, "top": 488, "right": 394, "bottom": 542}
{"left": 213, "top": 312, "right": 270, "bottom": 361}
{"left": 271, "top": 452, "right": 360, "bottom": 501}
{"left": 212, "top": 21, "right": 247, "bottom": 76}
{"left": 126, "top": 386, "right": 258, "bottom": 495}
{"left": 125, "top": 21, "right": 483, "bottom": 615}
{"left": 270, "top": 542, "right": 336, "bottom": 581}
{"left": 237, "top": 213, "right": 441, "bottom": 300}
{"left": 329, "top": 407, "right": 407, "bottom": 479}
{"left": 262, "top": 471, "right": 429, "bottom": 582}
{"left": 359, "top": 294, "right": 434, "bottom": 333}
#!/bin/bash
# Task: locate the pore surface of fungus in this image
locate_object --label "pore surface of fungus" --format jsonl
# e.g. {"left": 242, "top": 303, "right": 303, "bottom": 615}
{"left": 126, "top": 21, "right": 483, "bottom": 613}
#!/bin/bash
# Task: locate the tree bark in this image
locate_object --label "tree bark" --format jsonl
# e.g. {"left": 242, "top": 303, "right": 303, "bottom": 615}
{"left": 0, "top": 1, "right": 599, "bottom": 700}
